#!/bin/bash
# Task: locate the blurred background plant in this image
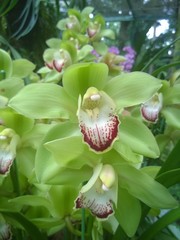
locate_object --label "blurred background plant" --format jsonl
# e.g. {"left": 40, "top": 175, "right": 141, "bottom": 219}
{"left": 0, "top": 0, "right": 179, "bottom": 72}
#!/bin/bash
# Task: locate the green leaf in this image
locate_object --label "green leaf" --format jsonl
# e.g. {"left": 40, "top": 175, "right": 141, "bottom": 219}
{"left": 156, "top": 169, "right": 180, "bottom": 188}
{"left": 152, "top": 61, "right": 180, "bottom": 77}
{"left": 63, "top": 62, "right": 108, "bottom": 99}
{"left": 141, "top": 37, "right": 180, "bottom": 72}
{"left": 8, "top": 83, "right": 76, "bottom": 119}
{"left": 116, "top": 164, "right": 178, "bottom": 209}
{"left": 0, "top": 77, "right": 24, "bottom": 98}
{"left": 119, "top": 116, "right": 160, "bottom": 158}
{"left": 115, "top": 187, "right": 141, "bottom": 237}
{"left": 104, "top": 71, "right": 162, "bottom": 109}
{"left": 162, "top": 107, "right": 180, "bottom": 129}
{"left": 138, "top": 207, "right": 180, "bottom": 240}
{"left": 12, "top": 59, "right": 35, "bottom": 78}
{"left": 157, "top": 140, "right": 180, "bottom": 175}
{"left": 0, "top": 49, "right": 12, "bottom": 79}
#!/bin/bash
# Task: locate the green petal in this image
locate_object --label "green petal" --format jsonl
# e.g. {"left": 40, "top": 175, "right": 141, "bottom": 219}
{"left": 12, "top": 59, "right": 35, "bottom": 78}
{"left": 9, "top": 195, "right": 52, "bottom": 212}
{"left": 62, "top": 62, "right": 108, "bottom": 99}
{"left": 0, "top": 108, "right": 34, "bottom": 136}
{"left": 0, "top": 49, "right": 12, "bottom": 79}
{"left": 8, "top": 83, "right": 76, "bottom": 119}
{"left": 163, "top": 84, "right": 180, "bottom": 105}
{"left": 49, "top": 185, "right": 78, "bottom": 218}
{"left": 115, "top": 187, "right": 141, "bottom": 237}
{"left": 16, "top": 147, "right": 35, "bottom": 179}
{"left": 35, "top": 123, "right": 93, "bottom": 184}
{"left": 77, "top": 45, "right": 93, "bottom": 61}
{"left": 45, "top": 136, "right": 88, "bottom": 168}
{"left": 162, "top": 107, "right": 180, "bottom": 129}
{"left": 100, "top": 29, "right": 115, "bottom": 39}
{"left": 46, "top": 38, "right": 62, "bottom": 49}
{"left": 119, "top": 116, "right": 160, "bottom": 158}
{"left": 0, "top": 77, "right": 24, "bottom": 98}
{"left": 116, "top": 164, "right": 178, "bottom": 209}
{"left": 104, "top": 72, "right": 162, "bottom": 108}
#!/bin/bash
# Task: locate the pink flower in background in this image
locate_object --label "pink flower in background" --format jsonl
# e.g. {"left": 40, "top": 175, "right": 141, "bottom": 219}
{"left": 121, "top": 46, "right": 136, "bottom": 72}
{"left": 108, "top": 46, "right": 120, "bottom": 55}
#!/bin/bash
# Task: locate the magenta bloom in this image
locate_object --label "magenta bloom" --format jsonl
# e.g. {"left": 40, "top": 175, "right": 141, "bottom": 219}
{"left": 121, "top": 46, "right": 136, "bottom": 72}
{"left": 108, "top": 46, "right": 120, "bottom": 55}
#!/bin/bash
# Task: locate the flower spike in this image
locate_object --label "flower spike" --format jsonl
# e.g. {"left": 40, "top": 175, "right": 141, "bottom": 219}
{"left": 77, "top": 87, "right": 120, "bottom": 152}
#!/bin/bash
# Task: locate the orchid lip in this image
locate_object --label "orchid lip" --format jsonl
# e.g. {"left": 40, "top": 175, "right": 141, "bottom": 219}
{"left": 74, "top": 164, "right": 117, "bottom": 219}
{"left": 77, "top": 88, "right": 120, "bottom": 152}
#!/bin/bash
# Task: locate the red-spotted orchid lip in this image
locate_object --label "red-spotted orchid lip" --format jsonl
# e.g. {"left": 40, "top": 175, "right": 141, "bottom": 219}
{"left": 77, "top": 87, "right": 120, "bottom": 153}
{"left": 74, "top": 164, "right": 117, "bottom": 219}
{"left": 141, "top": 93, "right": 163, "bottom": 123}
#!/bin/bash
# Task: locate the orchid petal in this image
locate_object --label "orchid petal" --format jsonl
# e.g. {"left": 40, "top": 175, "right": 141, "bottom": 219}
{"left": 62, "top": 62, "right": 108, "bottom": 99}
{"left": 77, "top": 87, "right": 120, "bottom": 152}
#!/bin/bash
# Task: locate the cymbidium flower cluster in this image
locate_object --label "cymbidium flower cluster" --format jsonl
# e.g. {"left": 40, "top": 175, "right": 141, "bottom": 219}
{"left": 39, "top": 7, "right": 136, "bottom": 81}
{"left": 0, "top": 6, "right": 179, "bottom": 239}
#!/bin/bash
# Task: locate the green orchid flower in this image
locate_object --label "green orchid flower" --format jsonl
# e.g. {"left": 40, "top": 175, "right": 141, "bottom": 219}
{"left": 75, "top": 164, "right": 117, "bottom": 219}
{"left": 140, "top": 92, "right": 163, "bottom": 123}
{"left": 9, "top": 62, "right": 162, "bottom": 154}
{"left": 0, "top": 128, "right": 20, "bottom": 175}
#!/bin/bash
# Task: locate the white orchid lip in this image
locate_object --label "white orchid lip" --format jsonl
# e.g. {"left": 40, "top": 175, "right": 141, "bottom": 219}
{"left": 74, "top": 164, "right": 117, "bottom": 219}
{"left": 0, "top": 128, "right": 19, "bottom": 175}
{"left": 0, "top": 151, "right": 14, "bottom": 174}
{"left": 141, "top": 93, "right": 163, "bottom": 123}
{"left": 77, "top": 87, "right": 120, "bottom": 152}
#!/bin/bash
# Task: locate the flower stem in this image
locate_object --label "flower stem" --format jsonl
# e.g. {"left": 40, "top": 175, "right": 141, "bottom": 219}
{"left": 10, "top": 159, "right": 20, "bottom": 196}
{"left": 81, "top": 208, "right": 85, "bottom": 240}
{"left": 65, "top": 217, "right": 82, "bottom": 237}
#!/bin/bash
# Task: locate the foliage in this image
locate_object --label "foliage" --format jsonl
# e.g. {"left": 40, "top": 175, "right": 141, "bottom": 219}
{"left": 0, "top": 6, "right": 179, "bottom": 240}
